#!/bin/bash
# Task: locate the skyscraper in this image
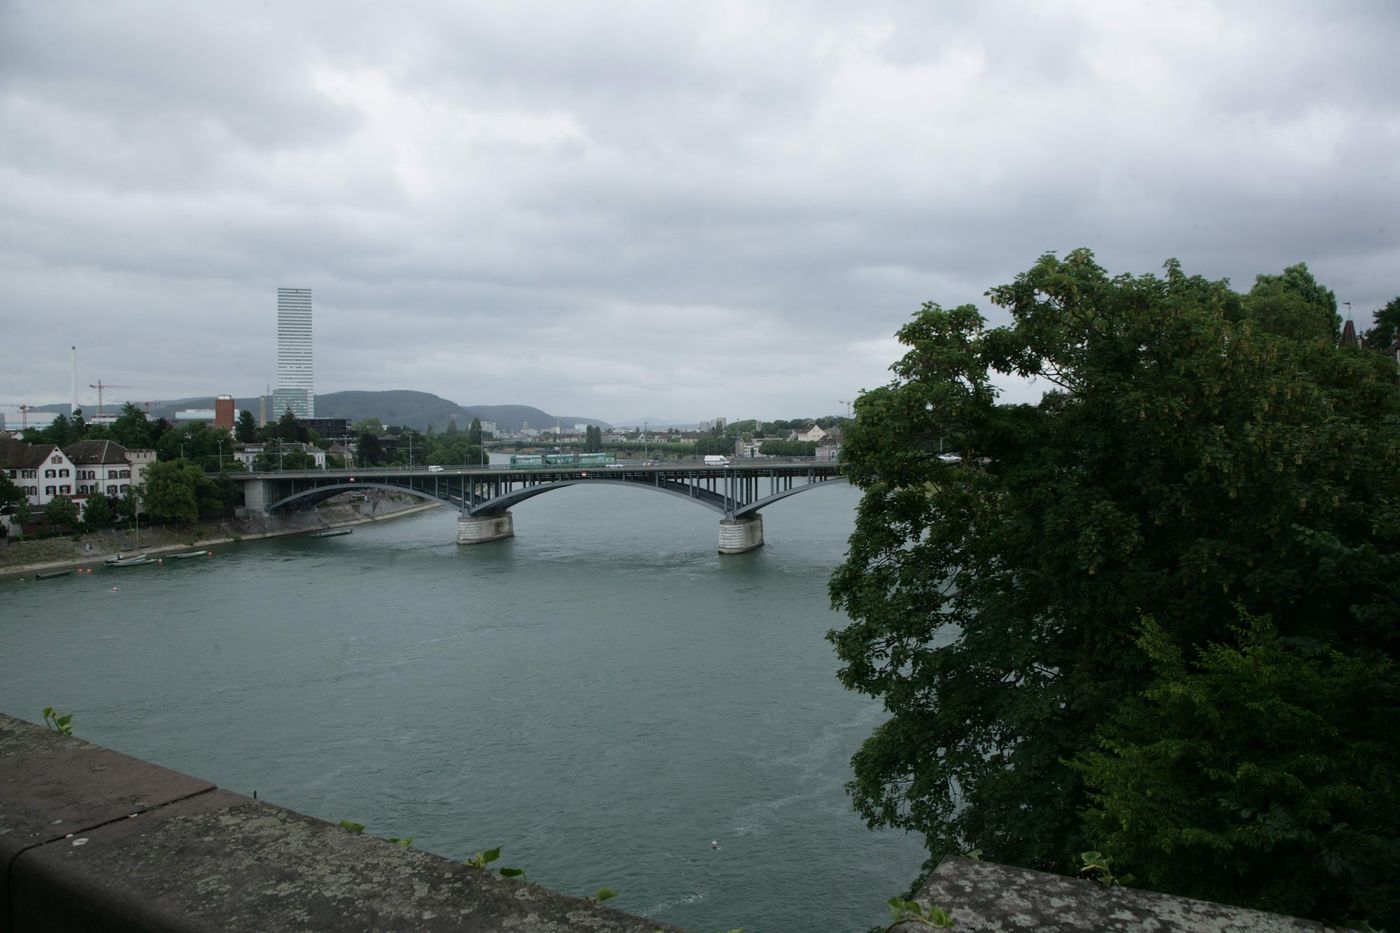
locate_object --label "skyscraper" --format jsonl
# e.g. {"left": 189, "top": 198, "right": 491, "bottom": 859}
{"left": 273, "top": 287, "right": 314, "bottom": 419}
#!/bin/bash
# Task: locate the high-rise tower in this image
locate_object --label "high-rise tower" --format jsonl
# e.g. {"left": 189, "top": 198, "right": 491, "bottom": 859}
{"left": 273, "top": 287, "right": 314, "bottom": 419}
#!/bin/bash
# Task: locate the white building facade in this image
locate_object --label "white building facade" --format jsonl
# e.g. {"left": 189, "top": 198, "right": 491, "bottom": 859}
{"left": 273, "top": 287, "right": 315, "bottom": 419}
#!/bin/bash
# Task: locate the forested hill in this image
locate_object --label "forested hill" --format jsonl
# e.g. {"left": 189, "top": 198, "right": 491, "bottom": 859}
{"left": 310, "top": 392, "right": 612, "bottom": 433}
{"left": 39, "top": 391, "right": 609, "bottom": 433}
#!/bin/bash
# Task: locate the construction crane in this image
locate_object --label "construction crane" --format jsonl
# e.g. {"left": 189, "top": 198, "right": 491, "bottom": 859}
{"left": 88, "top": 380, "right": 132, "bottom": 421}
{"left": 0, "top": 403, "right": 36, "bottom": 430}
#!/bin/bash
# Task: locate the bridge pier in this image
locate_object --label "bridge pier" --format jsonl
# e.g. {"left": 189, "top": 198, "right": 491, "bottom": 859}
{"left": 457, "top": 510, "right": 514, "bottom": 545}
{"left": 718, "top": 515, "right": 764, "bottom": 554}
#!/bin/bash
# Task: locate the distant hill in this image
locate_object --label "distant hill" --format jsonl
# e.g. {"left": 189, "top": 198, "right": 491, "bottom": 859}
{"left": 30, "top": 391, "right": 610, "bottom": 434}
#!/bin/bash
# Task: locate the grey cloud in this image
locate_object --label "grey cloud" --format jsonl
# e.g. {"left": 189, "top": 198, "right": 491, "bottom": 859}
{"left": 2, "top": 1, "right": 1397, "bottom": 421}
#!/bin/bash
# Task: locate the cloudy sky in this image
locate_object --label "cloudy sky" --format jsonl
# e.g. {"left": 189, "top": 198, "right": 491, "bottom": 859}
{"left": 2, "top": 1, "right": 1396, "bottom": 424}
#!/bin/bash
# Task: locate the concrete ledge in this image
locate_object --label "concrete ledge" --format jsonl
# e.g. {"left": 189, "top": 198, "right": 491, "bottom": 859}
{"left": 911, "top": 857, "right": 1333, "bottom": 932}
{"left": 0, "top": 714, "right": 679, "bottom": 932}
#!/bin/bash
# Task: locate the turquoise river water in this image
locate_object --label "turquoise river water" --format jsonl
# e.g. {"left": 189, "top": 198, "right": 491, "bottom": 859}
{"left": 0, "top": 480, "right": 926, "bottom": 932}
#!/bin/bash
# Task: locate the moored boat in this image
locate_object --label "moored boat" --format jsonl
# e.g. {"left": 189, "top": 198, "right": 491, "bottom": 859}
{"left": 169, "top": 550, "right": 212, "bottom": 560}
{"left": 106, "top": 556, "right": 157, "bottom": 567}
{"left": 311, "top": 528, "right": 353, "bottom": 538}
{"left": 35, "top": 569, "right": 71, "bottom": 579}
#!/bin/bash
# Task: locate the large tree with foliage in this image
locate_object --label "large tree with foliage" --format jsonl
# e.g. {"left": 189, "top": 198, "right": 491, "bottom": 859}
{"left": 828, "top": 250, "right": 1400, "bottom": 926}
{"left": 81, "top": 493, "right": 113, "bottom": 531}
{"left": 0, "top": 472, "right": 26, "bottom": 511}
{"left": 111, "top": 403, "right": 157, "bottom": 449}
{"left": 235, "top": 409, "right": 259, "bottom": 443}
{"left": 141, "top": 460, "right": 200, "bottom": 523}
{"left": 156, "top": 421, "right": 234, "bottom": 470}
{"left": 43, "top": 495, "right": 79, "bottom": 531}
{"left": 1364, "top": 295, "right": 1400, "bottom": 350}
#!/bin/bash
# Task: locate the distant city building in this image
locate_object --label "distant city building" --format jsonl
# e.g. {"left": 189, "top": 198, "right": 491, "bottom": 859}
{"left": 273, "top": 287, "right": 314, "bottom": 419}
{"left": 715, "top": 416, "right": 726, "bottom": 431}
{"left": 174, "top": 409, "right": 216, "bottom": 423}
{"left": 215, "top": 395, "right": 235, "bottom": 431}
{"left": 480, "top": 421, "right": 497, "bottom": 436}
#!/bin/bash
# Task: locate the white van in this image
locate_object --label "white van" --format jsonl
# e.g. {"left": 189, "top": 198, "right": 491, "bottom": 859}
{"left": 703, "top": 455, "right": 730, "bottom": 466}
{"left": 428, "top": 465, "right": 444, "bottom": 472}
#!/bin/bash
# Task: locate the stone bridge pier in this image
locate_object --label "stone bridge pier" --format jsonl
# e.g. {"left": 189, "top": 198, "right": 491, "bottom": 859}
{"left": 717, "top": 515, "right": 763, "bottom": 554}
{"left": 456, "top": 510, "right": 514, "bottom": 544}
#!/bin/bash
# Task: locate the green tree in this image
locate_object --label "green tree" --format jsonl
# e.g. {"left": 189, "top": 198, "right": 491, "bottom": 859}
{"left": 828, "top": 250, "right": 1400, "bottom": 924}
{"left": 468, "top": 417, "right": 483, "bottom": 447}
{"left": 1243, "top": 262, "right": 1339, "bottom": 342}
{"left": 235, "top": 409, "right": 259, "bottom": 443}
{"left": 584, "top": 425, "right": 602, "bottom": 452}
{"left": 356, "top": 432, "right": 385, "bottom": 466}
{"left": 0, "top": 471, "right": 26, "bottom": 511}
{"left": 253, "top": 438, "right": 283, "bottom": 472}
{"left": 693, "top": 435, "right": 732, "bottom": 456}
{"left": 1364, "top": 295, "right": 1400, "bottom": 349}
{"left": 81, "top": 493, "right": 113, "bottom": 530}
{"left": 111, "top": 402, "right": 156, "bottom": 449}
{"left": 156, "top": 422, "right": 234, "bottom": 470}
{"left": 1074, "top": 610, "right": 1399, "bottom": 925}
{"left": 141, "top": 460, "right": 199, "bottom": 523}
{"left": 352, "top": 417, "right": 384, "bottom": 435}
{"left": 271, "top": 409, "right": 306, "bottom": 443}
{"left": 757, "top": 439, "right": 816, "bottom": 457}
{"left": 281, "top": 449, "right": 316, "bottom": 471}
{"left": 43, "top": 495, "right": 79, "bottom": 531}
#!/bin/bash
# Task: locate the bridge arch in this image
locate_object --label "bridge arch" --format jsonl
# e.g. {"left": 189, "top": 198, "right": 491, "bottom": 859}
{"left": 264, "top": 482, "right": 464, "bottom": 514}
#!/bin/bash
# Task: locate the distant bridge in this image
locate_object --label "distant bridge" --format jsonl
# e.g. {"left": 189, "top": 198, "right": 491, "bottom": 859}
{"left": 233, "top": 460, "right": 846, "bottom": 553}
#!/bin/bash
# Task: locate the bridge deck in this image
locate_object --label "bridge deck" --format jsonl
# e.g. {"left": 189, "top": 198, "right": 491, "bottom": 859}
{"left": 234, "top": 459, "right": 844, "bottom": 519}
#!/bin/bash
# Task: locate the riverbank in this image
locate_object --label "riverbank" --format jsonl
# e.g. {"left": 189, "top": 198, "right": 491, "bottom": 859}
{"left": 0, "top": 495, "right": 441, "bottom": 578}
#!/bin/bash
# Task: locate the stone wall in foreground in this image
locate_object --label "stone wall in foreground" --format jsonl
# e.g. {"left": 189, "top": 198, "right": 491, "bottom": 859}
{"left": 1, "top": 712, "right": 1335, "bottom": 932}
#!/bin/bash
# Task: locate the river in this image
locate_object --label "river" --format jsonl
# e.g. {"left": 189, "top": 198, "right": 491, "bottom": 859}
{"left": 0, "top": 479, "right": 926, "bottom": 932}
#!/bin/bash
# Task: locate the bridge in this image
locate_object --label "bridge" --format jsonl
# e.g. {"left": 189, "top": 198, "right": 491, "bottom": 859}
{"left": 234, "top": 459, "right": 846, "bottom": 553}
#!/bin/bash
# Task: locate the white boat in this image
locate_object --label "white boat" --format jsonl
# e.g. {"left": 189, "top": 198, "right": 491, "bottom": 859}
{"left": 311, "top": 528, "right": 353, "bottom": 538}
{"left": 106, "top": 556, "right": 157, "bottom": 567}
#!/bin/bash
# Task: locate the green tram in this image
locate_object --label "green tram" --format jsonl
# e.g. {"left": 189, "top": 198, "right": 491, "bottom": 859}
{"left": 509, "top": 452, "right": 615, "bottom": 469}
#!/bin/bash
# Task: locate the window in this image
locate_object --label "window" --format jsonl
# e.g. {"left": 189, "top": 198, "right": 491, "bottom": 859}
{"left": 107, "top": 485, "right": 118, "bottom": 496}
{"left": 50, "top": 455, "right": 62, "bottom": 464}
{"left": 59, "top": 468, "right": 69, "bottom": 477}
{"left": 59, "top": 485, "right": 70, "bottom": 494}
{"left": 22, "top": 469, "right": 36, "bottom": 478}
{"left": 44, "top": 469, "right": 55, "bottom": 478}
{"left": 45, "top": 486, "right": 55, "bottom": 496}
{"left": 25, "top": 486, "right": 37, "bottom": 496}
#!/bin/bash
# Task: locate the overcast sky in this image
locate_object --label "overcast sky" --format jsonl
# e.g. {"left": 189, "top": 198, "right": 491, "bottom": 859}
{"left": 2, "top": 1, "right": 1396, "bottom": 425}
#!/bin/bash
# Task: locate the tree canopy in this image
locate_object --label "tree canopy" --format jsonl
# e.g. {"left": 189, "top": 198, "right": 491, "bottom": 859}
{"left": 828, "top": 250, "right": 1400, "bottom": 927}
{"left": 1365, "top": 295, "right": 1400, "bottom": 350}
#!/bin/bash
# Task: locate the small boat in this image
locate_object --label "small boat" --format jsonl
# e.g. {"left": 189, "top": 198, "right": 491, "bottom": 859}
{"left": 311, "top": 528, "right": 353, "bottom": 538}
{"left": 35, "top": 569, "right": 71, "bottom": 579}
{"left": 106, "top": 556, "right": 157, "bottom": 567}
{"left": 169, "top": 550, "right": 211, "bottom": 560}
